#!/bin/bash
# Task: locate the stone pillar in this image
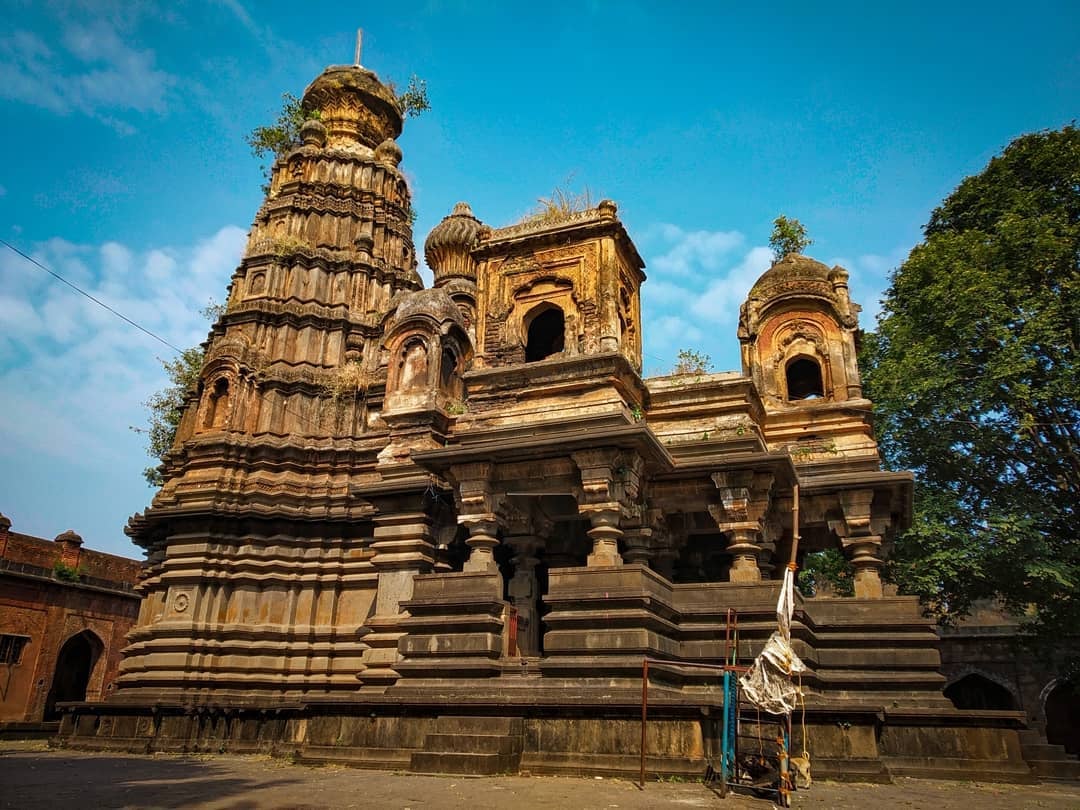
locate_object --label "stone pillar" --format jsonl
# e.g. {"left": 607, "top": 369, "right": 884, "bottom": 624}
{"left": 572, "top": 449, "right": 644, "bottom": 569}
{"left": 358, "top": 510, "right": 436, "bottom": 689}
{"left": 710, "top": 471, "right": 774, "bottom": 584}
{"left": 831, "top": 489, "right": 886, "bottom": 599}
{"left": 461, "top": 516, "right": 500, "bottom": 573}
{"left": 847, "top": 535, "right": 885, "bottom": 598}
{"left": 582, "top": 507, "right": 623, "bottom": 567}
{"left": 449, "top": 461, "right": 504, "bottom": 575}
{"left": 724, "top": 524, "right": 763, "bottom": 583}
{"left": 506, "top": 536, "right": 540, "bottom": 656}
{"left": 622, "top": 525, "right": 653, "bottom": 565}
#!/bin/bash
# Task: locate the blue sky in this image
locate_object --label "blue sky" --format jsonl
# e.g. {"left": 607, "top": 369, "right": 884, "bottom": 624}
{"left": 1, "top": 0, "right": 1077, "bottom": 557}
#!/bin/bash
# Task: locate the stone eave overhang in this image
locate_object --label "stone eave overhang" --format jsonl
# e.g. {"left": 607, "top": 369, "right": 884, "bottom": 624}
{"left": 412, "top": 422, "right": 675, "bottom": 474}
{"left": 798, "top": 468, "right": 915, "bottom": 527}
{"left": 656, "top": 449, "right": 798, "bottom": 489}
{"left": 463, "top": 351, "right": 646, "bottom": 402}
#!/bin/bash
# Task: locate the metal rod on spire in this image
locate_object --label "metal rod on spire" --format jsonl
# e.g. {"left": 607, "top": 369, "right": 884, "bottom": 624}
{"left": 354, "top": 29, "right": 363, "bottom": 66}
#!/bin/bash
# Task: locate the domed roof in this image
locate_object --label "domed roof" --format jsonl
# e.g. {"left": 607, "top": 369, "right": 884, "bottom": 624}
{"left": 747, "top": 253, "right": 835, "bottom": 301}
{"left": 387, "top": 287, "right": 467, "bottom": 333}
{"left": 424, "top": 202, "right": 483, "bottom": 284}
{"left": 302, "top": 65, "right": 402, "bottom": 148}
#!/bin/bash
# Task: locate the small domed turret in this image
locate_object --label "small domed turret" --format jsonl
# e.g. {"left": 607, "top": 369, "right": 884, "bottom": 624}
{"left": 425, "top": 202, "right": 483, "bottom": 285}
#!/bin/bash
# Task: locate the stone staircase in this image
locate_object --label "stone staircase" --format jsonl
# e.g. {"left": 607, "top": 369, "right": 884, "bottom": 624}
{"left": 410, "top": 716, "right": 523, "bottom": 775}
{"left": 1020, "top": 730, "right": 1080, "bottom": 780}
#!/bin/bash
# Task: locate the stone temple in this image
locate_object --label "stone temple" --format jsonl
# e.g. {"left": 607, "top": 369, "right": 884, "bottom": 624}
{"left": 61, "top": 64, "right": 1035, "bottom": 781}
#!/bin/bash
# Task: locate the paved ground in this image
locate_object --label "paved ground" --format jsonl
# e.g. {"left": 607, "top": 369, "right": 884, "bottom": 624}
{"left": 2, "top": 743, "right": 1079, "bottom": 809}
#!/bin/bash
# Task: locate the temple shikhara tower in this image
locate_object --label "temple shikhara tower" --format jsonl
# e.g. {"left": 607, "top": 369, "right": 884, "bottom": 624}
{"left": 60, "top": 63, "right": 1034, "bottom": 782}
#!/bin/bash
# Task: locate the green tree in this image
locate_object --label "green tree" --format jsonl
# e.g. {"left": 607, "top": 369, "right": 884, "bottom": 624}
{"left": 769, "top": 215, "right": 812, "bottom": 261}
{"left": 862, "top": 126, "right": 1080, "bottom": 640}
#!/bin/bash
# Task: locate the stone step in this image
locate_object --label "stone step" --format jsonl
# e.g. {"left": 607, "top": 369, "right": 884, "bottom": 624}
{"left": 1022, "top": 742, "right": 1076, "bottom": 761}
{"left": 433, "top": 716, "right": 522, "bottom": 736}
{"left": 422, "top": 732, "right": 520, "bottom": 755}
{"left": 410, "top": 751, "right": 517, "bottom": 775}
{"left": 299, "top": 745, "right": 413, "bottom": 770}
{"left": 1027, "top": 759, "right": 1080, "bottom": 780}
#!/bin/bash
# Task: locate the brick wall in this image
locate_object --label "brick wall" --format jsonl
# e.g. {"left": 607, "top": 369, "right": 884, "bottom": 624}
{"left": 0, "top": 513, "right": 142, "bottom": 723}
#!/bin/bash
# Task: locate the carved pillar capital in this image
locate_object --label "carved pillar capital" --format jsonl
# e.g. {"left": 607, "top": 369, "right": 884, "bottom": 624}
{"left": 709, "top": 471, "right": 774, "bottom": 583}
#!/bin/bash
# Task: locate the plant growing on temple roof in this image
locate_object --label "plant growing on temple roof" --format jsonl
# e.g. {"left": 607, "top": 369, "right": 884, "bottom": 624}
{"left": 518, "top": 182, "right": 594, "bottom": 227}
{"left": 394, "top": 75, "right": 430, "bottom": 118}
{"left": 862, "top": 125, "right": 1080, "bottom": 653}
{"left": 246, "top": 93, "right": 319, "bottom": 166}
{"left": 769, "top": 215, "right": 812, "bottom": 261}
{"left": 672, "top": 348, "right": 712, "bottom": 375}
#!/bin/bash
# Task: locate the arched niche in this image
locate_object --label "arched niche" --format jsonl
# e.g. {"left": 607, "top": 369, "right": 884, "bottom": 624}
{"left": 200, "top": 376, "right": 232, "bottom": 431}
{"left": 525, "top": 304, "right": 566, "bottom": 362}
{"left": 398, "top": 338, "right": 430, "bottom": 392}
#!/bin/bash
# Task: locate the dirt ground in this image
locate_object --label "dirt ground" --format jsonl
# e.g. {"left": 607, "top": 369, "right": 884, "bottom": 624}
{"left": 2, "top": 742, "right": 1078, "bottom": 810}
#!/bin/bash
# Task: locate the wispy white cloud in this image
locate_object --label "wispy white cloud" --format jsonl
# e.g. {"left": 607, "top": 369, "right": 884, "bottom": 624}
{"left": 649, "top": 224, "right": 744, "bottom": 276}
{"left": 0, "top": 225, "right": 246, "bottom": 465}
{"left": 0, "top": 15, "right": 175, "bottom": 131}
{"left": 690, "top": 246, "right": 773, "bottom": 323}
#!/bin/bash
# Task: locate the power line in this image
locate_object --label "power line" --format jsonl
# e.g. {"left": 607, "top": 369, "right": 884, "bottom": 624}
{"left": 1, "top": 237, "right": 329, "bottom": 434}
{"left": 1, "top": 238, "right": 184, "bottom": 354}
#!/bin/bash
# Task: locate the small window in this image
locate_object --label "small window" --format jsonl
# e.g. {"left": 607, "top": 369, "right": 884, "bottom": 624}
{"left": 786, "top": 357, "right": 824, "bottom": 400}
{"left": 0, "top": 634, "right": 29, "bottom": 665}
{"left": 525, "top": 307, "right": 565, "bottom": 362}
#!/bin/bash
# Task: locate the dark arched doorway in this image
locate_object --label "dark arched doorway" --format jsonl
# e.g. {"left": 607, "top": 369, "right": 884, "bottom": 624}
{"left": 1045, "top": 682, "right": 1080, "bottom": 755}
{"left": 45, "top": 631, "right": 102, "bottom": 720}
{"left": 525, "top": 307, "right": 565, "bottom": 362}
{"left": 944, "top": 673, "right": 1016, "bottom": 710}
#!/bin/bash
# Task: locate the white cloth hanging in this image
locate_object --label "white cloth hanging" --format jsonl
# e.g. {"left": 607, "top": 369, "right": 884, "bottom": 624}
{"left": 738, "top": 566, "right": 806, "bottom": 715}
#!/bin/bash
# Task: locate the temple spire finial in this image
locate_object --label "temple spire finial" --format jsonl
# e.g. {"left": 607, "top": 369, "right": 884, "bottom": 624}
{"left": 354, "top": 28, "right": 363, "bottom": 67}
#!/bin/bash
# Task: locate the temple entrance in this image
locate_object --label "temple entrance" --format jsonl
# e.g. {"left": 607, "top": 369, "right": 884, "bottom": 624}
{"left": 944, "top": 673, "right": 1016, "bottom": 710}
{"left": 45, "top": 630, "right": 102, "bottom": 720}
{"left": 1045, "top": 682, "right": 1080, "bottom": 755}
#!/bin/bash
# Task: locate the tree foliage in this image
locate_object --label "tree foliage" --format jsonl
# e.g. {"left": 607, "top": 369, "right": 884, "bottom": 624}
{"left": 769, "top": 215, "right": 812, "bottom": 261}
{"left": 245, "top": 93, "right": 315, "bottom": 164}
{"left": 862, "top": 125, "right": 1080, "bottom": 639}
{"left": 138, "top": 347, "right": 204, "bottom": 486}
{"left": 395, "top": 75, "right": 430, "bottom": 119}
{"left": 798, "top": 549, "right": 855, "bottom": 597}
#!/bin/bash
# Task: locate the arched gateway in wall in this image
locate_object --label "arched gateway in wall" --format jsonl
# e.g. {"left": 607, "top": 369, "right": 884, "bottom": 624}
{"left": 45, "top": 630, "right": 102, "bottom": 720}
